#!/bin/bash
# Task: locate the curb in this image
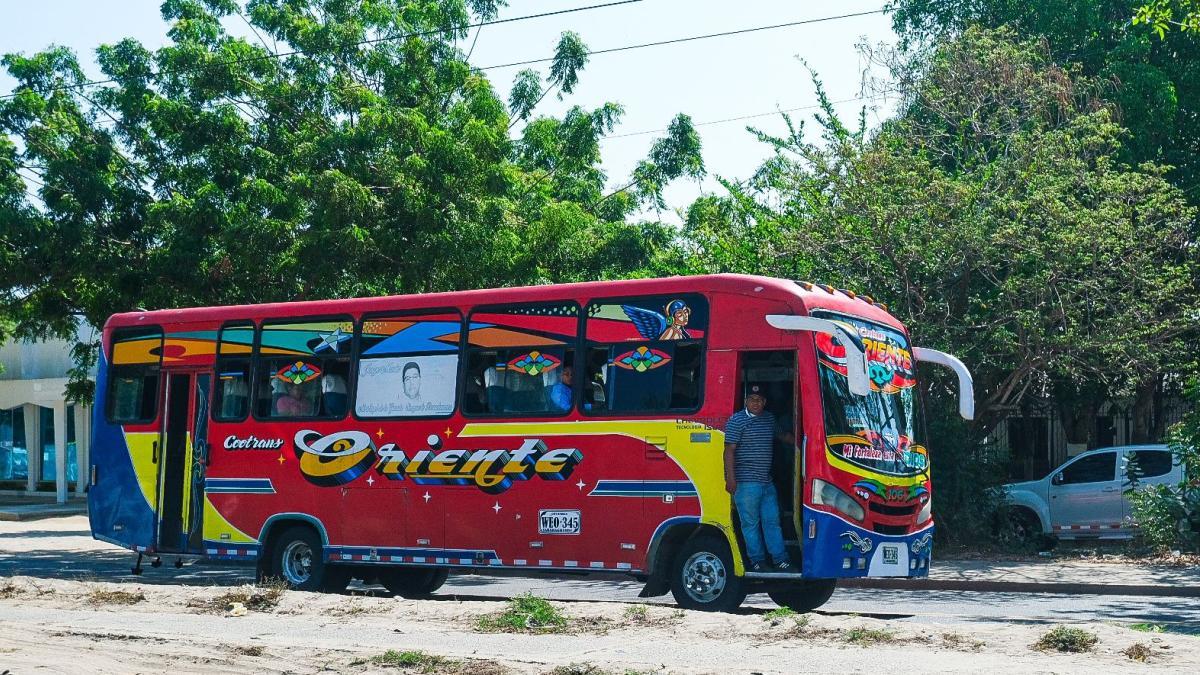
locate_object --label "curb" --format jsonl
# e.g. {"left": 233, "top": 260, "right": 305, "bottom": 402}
{"left": 839, "top": 577, "right": 1200, "bottom": 598}
{"left": 0, "top": 508, "right": 88, "bottom": 522}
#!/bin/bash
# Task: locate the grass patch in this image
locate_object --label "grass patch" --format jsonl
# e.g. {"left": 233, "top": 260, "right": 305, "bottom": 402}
{"left": 1130, "top": 622, "right": 1166, "bottom": 633}
{"left": 941, "top": 632, "right": 985, "bottom": 651}
{"left": 762, "top": 607, "right": 796, "bottom": 622}
{"left": 190, "top": 580, "right": 287, "bottom": 613}
{"left": 1033, "top": 626, "right": 1099, "bottom": 653}
{"left": 546, "top": 664, "right": 608, "bottom": 675}
{"left": 620, "top": 604, "right": 684, "bottom": 628}
{"left": 233, "top": 645, "right": 266, "bottom": 657}
{"left": 360, "top": 650, "right": 508, "bottom": 674}
{"left": 1123, "top": 642, "right": 1153, "bottom": 662}
{"left": 0, "top": 581, "right": 20, "bottom": 599}
{"left": 86, "top": 588, "right": 146, "bottom": 605}
{"left": 843, "top": 627, "right": 897, "bottom": 645}
{"left": 476, "top": 594, "right": 568, "bottom": 634}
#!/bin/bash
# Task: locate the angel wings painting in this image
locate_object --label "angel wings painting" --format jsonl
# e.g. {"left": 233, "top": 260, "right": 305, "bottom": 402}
{"left": 620, "top": 299, "right": 692, "bottom": 340}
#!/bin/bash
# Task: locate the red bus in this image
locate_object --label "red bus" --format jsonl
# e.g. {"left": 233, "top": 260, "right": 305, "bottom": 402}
{"left": 88, "top": 274, "right": 972, "bottom": 611}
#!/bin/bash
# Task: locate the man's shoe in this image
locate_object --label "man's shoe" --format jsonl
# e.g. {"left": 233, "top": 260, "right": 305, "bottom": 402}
{"left": 773, "top": 560, "right": 794, "bottom": 572}
{"left": 749, "top": 561, "right": 767, "bottom": 572}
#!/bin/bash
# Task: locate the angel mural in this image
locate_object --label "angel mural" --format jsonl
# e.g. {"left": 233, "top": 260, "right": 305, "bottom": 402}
{"left": 621, "top": 299, "right": 693, "bottom": 340}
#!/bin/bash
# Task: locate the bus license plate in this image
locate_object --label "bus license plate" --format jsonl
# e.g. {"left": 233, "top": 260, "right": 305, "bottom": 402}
{"left": 882, "top": 545, "right": 899, "bottom": 565}
{"left": 539, "top": 510, "right": 581, "bottom": 535}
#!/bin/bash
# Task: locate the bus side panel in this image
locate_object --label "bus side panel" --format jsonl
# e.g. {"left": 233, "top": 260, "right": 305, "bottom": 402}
{"left": 88, "top": 350, "right": 158, "bottom": 552}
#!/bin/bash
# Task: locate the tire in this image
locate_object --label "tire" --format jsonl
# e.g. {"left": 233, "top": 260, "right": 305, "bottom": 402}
{"left": 768, "top": 578, "right": 837, "bottom": 613}
{"left": 271, "top": 525, "right": 341, "bottom": 592}
{"left": 1009, "top": 510, "right": 1056, "bottom": 552}
{"left": 378, "top": 567, "right": 449, "bottom": 598}
{"left": 668, "top": 533, "right": 746, "bottom": 612}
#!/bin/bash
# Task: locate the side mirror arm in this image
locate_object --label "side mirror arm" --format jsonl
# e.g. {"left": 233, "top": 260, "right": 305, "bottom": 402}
{"left": 912, "top": 347, "right": 975, "bottom": 421}
{"left": 765, "top": 315, "right": 871, "bottom": 397}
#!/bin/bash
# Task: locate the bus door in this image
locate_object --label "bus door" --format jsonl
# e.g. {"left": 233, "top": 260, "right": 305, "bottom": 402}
{"left": 155, "top": 370, "right": 211, "bottom": 553}
{"left": 737, "top": 351, "right": 800, "bottom": 545}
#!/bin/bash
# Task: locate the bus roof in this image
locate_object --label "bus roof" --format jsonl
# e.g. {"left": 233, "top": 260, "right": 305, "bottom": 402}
{"left": 103, "top": 274, "right": 902, "bottom": 331}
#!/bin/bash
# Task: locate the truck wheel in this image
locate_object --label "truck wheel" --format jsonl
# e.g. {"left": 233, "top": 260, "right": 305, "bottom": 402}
{"left": 767, "top": 578, "right": 837, "bottom": 613}
{"left": 379, "top": 567, "right": 449, "bottom": 598}
{"left": 272, "top": 526, "right": 341, "bottom": 592}
{"left": 669, "top": 533, "right": 746, "bottom": 612}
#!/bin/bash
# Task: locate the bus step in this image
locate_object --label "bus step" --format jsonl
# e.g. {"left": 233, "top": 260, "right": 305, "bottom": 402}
{"left": 743, "top": 571, "right": 807, "bottom": 581}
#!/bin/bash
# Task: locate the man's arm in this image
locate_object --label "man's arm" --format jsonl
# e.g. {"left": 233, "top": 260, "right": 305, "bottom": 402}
{"left": 724, "top": 442, "right": 737, "bottom": 494}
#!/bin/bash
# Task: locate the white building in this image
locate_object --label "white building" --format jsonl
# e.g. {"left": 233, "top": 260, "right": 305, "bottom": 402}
{"left": 0, "top": 328, "right": 97, "bottom": 503}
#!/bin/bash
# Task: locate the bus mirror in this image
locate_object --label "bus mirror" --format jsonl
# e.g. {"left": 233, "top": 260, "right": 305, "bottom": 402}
{"left": 912, "top": 347, "right": 975, "bottom": 421}
{"left": 765, "top": 315, "right": 871, "bottom": 397}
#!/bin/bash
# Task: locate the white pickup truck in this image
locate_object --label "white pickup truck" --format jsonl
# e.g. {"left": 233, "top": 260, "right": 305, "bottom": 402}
{"left": 1002, "top": 444, "right": 1182, "bottom": 542}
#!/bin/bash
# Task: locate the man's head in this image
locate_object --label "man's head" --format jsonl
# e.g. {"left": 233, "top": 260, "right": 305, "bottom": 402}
{"left": 561, "top": 364, "right": 573, "bottom": 385}
{"left": 402, "top": 361, "right": 421, "bottom": 399}
{"left": 745, "top": 384, "right": 767, "bottom": 415}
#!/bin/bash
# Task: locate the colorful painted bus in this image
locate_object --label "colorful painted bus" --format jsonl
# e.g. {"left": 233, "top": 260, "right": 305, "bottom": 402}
{"left": 88, "top": 274, "right": 973, "bottom": 612}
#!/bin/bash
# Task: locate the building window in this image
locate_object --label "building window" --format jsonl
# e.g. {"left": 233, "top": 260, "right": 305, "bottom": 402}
{"left": 356, "top": 312, "right": 462, "bottom": 418}
{"left": 40, "top": 406, "right": 54, "bottom": 483}
{"left": 255, "top": 318, "right": 353, "bottom": 420}
{"left": 0, "top": 408, "right": 28, "bottom": 482}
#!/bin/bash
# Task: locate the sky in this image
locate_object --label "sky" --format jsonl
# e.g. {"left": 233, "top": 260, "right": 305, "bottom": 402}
{"left": 0, "top": 0, "right": 898, "bottom": 220}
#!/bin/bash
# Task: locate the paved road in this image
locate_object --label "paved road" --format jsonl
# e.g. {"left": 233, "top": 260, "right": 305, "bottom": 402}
{"left": 3, "top": 531, "right": 1198, "bottom": 633}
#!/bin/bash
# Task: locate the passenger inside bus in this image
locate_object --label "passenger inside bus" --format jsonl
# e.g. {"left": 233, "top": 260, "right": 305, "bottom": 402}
{"left": 321, "top": 373, "right": 348, "bottom": 417}
{"left": 275, "top": 382, "right": 318, "bottom": 417}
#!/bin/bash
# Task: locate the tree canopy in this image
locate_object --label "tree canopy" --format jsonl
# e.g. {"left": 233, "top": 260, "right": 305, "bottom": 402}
{"left": 0, "top": 0, "right": 701, "bottom": 399}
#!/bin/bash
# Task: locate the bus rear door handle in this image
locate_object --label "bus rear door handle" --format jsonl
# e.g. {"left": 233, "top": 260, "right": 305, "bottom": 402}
{"left": 151, "top": 441, "right": 159, "bottom": 464}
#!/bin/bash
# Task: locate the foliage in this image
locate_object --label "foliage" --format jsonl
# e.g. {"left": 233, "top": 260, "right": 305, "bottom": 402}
{"left": 887, "top": 1, "right": 1200, "bottom": 208}
{"left": 1033, "top": 626, "right": 1099, "bottom": 653}
{"left": 678, "top": 27, "right": 1198, "bottom": 543}
{"left": 1127, "top": 380, "right": 1200, "bottom": 552}
{"left": 475, "top": 593, "right": 567, "bottom": 633}
{"left": 0, "top": 0, "right": 702, "bottom": 402}
{"left": 1134, "top": 1, "right": 1200, "bottom": 38}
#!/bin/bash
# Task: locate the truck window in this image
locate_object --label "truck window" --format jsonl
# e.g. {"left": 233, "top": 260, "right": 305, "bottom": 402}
{"left": 1059, "top": 452, "right": 1116, "bottom": 485}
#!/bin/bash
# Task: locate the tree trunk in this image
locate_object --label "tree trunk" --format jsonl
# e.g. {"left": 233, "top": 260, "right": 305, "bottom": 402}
{"left": 1130, "top": 375, "right": 1159, "bottom": 444}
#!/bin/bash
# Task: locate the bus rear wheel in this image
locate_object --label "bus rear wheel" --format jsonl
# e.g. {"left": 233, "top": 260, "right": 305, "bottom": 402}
{"left": 767, "top": 578, "right": 837, "bottom": 613}
{"left": 271, "top": 526, "right": 346, "bottom": 592}
{"left": 379, "top": 567, "right": 449, "bottom": 598}
{"left": 669, "top": 533, "right": 746, "bottom": 612}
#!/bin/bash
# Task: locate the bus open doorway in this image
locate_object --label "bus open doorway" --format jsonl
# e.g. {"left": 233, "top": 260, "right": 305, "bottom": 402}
{"left": 733, "top": 350, "right": 800, "bottom": 569}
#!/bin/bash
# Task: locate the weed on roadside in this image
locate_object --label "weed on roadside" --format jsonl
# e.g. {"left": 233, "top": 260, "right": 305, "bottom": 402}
{"left": 1130, "top": 622, "right": 1166, "bottom": 633}
{"left": 476, "top": 594, "right": 568, "bottom": 634}
{"left": 761, "top": 607, "right": 796, "bottom": 623}
{"left": 357, "top": 649, "right": 508, "bottom": 674}
{"left": 621, "top": 604, "right": 684, "bottom": 628}
{"left": 86, "top": 588, "right": 146, "bottom": 605}
{"left": 189, "top": 580, "right": 287, "bottom": 613}
{"left": 0, "top": 580, "right": 20, "bottom": 599}
{"left": 546, "top": 664, "right": 607, "bottom": 675}
{"left": 1033, "top": 626, "right": 1099, "bottom": 653}
{"left": 843, "top": 627, "right": 897, "bottom": 645}
{"left": 941, "top": 632, "right": 985, "bottom": 651}
{"left": 1123, "top": 642, "right": 1153, "bottom": 662}
{"left": 232, "top": 645, "right": 266, "bottom": 657}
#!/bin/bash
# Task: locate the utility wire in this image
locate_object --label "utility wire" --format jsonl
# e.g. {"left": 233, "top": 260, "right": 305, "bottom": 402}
{"left": 477, "top": 9, "right": 886, "bottom": 71}
{"left": 601, "top": 94, "right": 890, "bottom": 140}
{"left": 0, "top": 0, "right": 644, "bottom": 101}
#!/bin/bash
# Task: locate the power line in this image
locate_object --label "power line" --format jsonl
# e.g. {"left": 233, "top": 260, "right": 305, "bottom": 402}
{"left": 0, "top": 0, "right": 645, "bottom": 101}
{"left": 601, "top": 94, "right": 890, "bottom": 141}
{"left": 478, "top": 8, "right": 887, "bottom": 71}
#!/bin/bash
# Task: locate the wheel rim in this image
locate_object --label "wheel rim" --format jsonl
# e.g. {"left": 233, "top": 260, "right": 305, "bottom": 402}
{"left": 281, "top": 540, "right": 313, "bottom": 585}
{"left": 682, "top": 551, "right": 727, "bottom": 603}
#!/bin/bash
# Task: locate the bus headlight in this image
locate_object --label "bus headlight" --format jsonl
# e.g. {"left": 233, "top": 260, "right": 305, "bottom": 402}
{"left": 917, "top": 499, "right": 932, "bottom": 524}
{"left": 812, "top": 479, "right": 865, "bottom": 522}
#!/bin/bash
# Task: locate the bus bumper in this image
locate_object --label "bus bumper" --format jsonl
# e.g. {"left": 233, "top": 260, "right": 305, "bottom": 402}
{"left": 801, "top": 507, "right": 933, "bottom": 579}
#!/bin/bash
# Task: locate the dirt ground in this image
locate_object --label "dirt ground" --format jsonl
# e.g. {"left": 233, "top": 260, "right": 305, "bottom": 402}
{"left": 1, "top": 573, "right": 1196, "bottom": 674}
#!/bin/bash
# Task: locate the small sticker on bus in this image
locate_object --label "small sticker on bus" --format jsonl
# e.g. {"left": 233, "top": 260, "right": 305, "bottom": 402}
{"left": 539, "top": 510, "right": 581, "bottom": 535}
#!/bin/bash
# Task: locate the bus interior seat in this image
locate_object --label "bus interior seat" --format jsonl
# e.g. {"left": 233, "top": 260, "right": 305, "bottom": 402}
{"left": 322, "top": 373, "right": 348, "bottom": 417}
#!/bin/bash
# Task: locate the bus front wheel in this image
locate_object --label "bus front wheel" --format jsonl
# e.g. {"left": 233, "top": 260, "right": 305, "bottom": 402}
{"left": 768, "top": 578, "right": 837, "bottom": 613}
{"left": 271, "top": 526, "right": 346, "bottom": 592}
{"left": 669, "top": 534, "right": 746, "bottom": 612}
{"left": 379, "top": 567, "right": 449, "bottom": 598}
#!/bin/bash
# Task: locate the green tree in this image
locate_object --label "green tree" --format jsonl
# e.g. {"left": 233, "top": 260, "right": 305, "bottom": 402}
{"left": 0, "top": 0, "right": 702, "bottom": 402}
{"left": 680, "top": 28, "right": 1197, "bottom": 541}
{"left": 1134, "top": 1, "right": 1200, "bottom": 38}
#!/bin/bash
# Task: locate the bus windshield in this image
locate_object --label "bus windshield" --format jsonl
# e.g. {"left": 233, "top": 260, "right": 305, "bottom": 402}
{"left": 812, "top": 312, "right": 926, "bottom": 478}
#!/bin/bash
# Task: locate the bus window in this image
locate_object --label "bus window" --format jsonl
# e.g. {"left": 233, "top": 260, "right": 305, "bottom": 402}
{"left": 255, "top": 318, "right": 353, "bottom": 420}
{"left": 213, "top": 323, "right": 254, "bottom": 421}
{"left": 463, "top": 302, "right": 580, "bottom": 416}
{"left": 583, "top": 295, "right": 708, "bottom": 414}
{"left": 106, "top": 327, "right": 163, "bottom": 423}
{"left": 356, "top": 311, "right": 462, "bottom": 418}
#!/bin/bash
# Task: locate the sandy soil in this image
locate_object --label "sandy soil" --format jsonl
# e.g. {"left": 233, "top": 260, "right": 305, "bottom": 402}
{"left": 0, "top": 574, "right": 1195, "bottom": 674}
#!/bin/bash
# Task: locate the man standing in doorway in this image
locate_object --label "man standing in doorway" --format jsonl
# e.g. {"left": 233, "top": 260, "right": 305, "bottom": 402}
{"left": 724, "top": 384, "right": 792, "bottom": 572}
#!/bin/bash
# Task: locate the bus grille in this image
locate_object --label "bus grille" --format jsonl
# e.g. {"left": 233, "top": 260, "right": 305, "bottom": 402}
{"left": 868, "top": 502, "right": 919, "bottom": 516}
{"left": 872, "top": 523, "right": 909, "bottom": 535}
